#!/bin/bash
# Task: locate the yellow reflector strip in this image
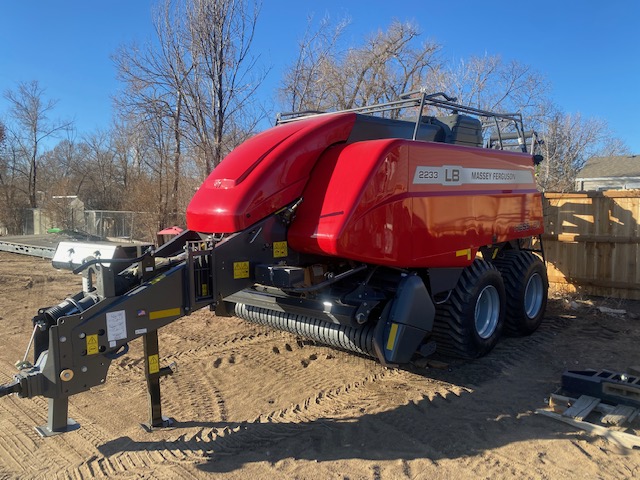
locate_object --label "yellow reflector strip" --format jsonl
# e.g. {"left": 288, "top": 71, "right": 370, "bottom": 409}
{"left": 386, "top": 323, "right": 399, "bottom": 351}
{"left": 233, "top": 261, "right": 250, "bottom": 279}
{"left": 148, "top": 274, "right": 165, "bottom": 285}
{"left": 148, "top": 354, "right": 159, "bottom": 375}
{"left": 273, "top": 241, "right": 288, "bottom": 258}
{"left": 456, "top": 248, "right": 472, "bottom": 260}
{"left": 86, "top": 334, "right": 99, "bottom": 355}
{"left": 149, "top": 307, "right": 181, "bottom": 320}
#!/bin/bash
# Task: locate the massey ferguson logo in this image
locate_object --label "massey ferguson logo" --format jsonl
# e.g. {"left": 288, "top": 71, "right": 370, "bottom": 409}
{"left": 413, "top": 165, "right": 532, "bottom": 186}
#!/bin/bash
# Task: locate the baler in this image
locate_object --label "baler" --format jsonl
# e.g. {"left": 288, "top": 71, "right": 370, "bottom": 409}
{"left": 0, "top": 91, "right": 547, "bottom": 435}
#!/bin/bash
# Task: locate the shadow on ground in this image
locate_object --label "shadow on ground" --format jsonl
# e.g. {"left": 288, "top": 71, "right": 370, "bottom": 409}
{"left": 97, "top": 302, "right": 608, "bottom": 473}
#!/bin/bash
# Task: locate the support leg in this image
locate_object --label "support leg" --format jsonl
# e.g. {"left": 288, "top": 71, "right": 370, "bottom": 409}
{"left": 142, "top": 331, "right": 174, "bottom": 431}
{"left": 35, "top": 397, "right": 79, "bottom": 437}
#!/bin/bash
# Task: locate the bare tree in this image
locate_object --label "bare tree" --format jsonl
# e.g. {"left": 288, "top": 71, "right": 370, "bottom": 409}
{"left": 81, "top": 131, "right": 124, "bottom": 210}
{"left": 38, "top": 136, "right": 81, "bottom": 198}
{"left": 280, "top": 19, "right": 441, "bottom": 113}
{"left": 109, "top": 116, "right": 175, "bottom": 239}
{"left": 280, "top": 15, "right": 350, "bottom": 112}
{"left": 429, "top": 54, "right": 549, "bottom": 127}
{"left": 3, "top": 81, "right": 72, "bottom": 207}
{"left": 113, "top": 1, "right": 188, "bottom": 226}
{"left": 343, "top": 21, "right": 441, "bottom": 109}
{"left": 113, "top": 0, "right": 266, "bottom": 228}
{"left": 0, "top": 131, "right": 28, "bottom": 234}
{"left": 184, "top": 0, "right": 267, "bottom": 173}
{"left": 537, "top": 105, "right": 630, "bottom": 191}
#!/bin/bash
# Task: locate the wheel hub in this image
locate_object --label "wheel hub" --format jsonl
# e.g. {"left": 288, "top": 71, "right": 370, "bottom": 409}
{"left": 524, "top": 272, "right": 544, "bottom": 319}
{"left": 475, "top": 285, "right": 500, "bottom": 339}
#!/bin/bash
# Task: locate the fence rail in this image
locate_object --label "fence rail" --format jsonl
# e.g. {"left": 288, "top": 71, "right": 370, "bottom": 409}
{"left": 543, "top": 190, "right": 640, "bottom": 299}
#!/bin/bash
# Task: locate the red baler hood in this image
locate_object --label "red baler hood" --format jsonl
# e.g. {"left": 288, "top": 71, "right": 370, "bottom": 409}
{"left": 187, "top": 113, "right": 356, "bottom": 233}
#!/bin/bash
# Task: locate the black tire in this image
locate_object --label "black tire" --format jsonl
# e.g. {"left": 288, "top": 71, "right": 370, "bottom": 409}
{"left": 432, "top": 259, "right": 506, "bottom": 358}
{"left": 492, "top": 250, "right": 548, "bottom": 336}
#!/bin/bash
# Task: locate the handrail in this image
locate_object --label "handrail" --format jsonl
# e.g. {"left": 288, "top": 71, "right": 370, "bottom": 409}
{"left": 276, "top": 89, "right": 530, "bottom": 153}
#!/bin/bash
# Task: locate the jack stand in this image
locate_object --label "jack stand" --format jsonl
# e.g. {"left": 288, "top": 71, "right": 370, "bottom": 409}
{"left": 35, "top": 397, "right": 80, "bottom": 437}
{"left": 141, "top": 330, "right": 176, "bottom": 432}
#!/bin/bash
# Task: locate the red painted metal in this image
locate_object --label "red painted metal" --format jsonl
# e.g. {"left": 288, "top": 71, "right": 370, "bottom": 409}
{"left": 187, "top": 112, "right": 543, "bottom": 268}
{"left": 157, "top": 226, "right": 184, "bottom": 235}
{"left": 288, "top": 138, "right": 543, "bottom": 268}
{"left": 187, "top": 113, "right": 356, "bottom": 233}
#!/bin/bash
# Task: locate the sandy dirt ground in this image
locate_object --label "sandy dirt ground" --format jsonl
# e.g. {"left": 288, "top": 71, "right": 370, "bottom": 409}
{"left": 1, "top": 250, "right": 640, "bottom": 479}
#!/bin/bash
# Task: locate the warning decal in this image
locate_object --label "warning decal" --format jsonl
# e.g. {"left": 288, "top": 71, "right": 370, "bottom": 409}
{"left": 233, "top": 261, "right": 250, "bottom": 279}
{"left": 273, "top": 241, "right": 288, "bottom": 258}
{"left": 148, "top": 354, "right": 160, "bottom": 375}
{"left": 86, "top": 334, "right": 99, "bottom": 355}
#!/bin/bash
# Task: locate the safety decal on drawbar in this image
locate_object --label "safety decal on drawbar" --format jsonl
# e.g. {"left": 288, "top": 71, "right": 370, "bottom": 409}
{"left": 86, "top": 334, "right": 99, "bottom": 355}
{"left": 273, "top": 241, "right": 288, "bottom": 258}
{"left": 233, "top": 261, "right": 250, "bottom": 279}
{"left": 413, "top": 165, "right": 533, "bottom": 186}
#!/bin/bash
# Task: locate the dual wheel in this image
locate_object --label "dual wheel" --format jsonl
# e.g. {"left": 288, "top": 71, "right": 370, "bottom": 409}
{"left": 432, "top": 251, "right": 548, "bottom": 359}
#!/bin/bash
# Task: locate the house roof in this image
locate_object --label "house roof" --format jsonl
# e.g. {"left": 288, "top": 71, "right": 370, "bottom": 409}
{"left": 577, "top": 154, "right": 640, "bottom": 179}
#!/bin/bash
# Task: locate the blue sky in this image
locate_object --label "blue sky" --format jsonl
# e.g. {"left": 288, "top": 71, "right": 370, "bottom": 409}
{"left": 1, "top": 0, "right": 639, "bottom": 152}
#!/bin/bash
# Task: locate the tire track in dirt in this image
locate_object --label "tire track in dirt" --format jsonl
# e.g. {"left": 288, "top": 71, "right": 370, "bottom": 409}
{"left": 94, "top": 313, "right": 560, "bottom": 468}
{"left": 51, "top": 449, "right": 203, "bottom": 480}
{"left": 209, "top": 374, "right": 463, "bottom": 461}
{"left": 157, "top": 328, "right": 287, "bottom": 368}
{"left": 163, "top": 366, "right": 230, "bottom": 424}
{"left": 87, "top": 330, "right": 384, "bottom": 468}
{"left": 106, "top": 321, "right": 289, "bottom": 380}
{"left": 93, "top": 367, "right": 401, "bottom": 467}
{"left": 213, "top": 340, "right": 382, "bottom": 415}
{"left": 426, "top": 311, "right": 573, "bottom": 389}
{"left": 395, "top": 311, "right": 597, "bottom": 479}
{"left": 106, "top": 366, "right": 468, "bottom": 466}
{"left": 106, "top": 325, "right": 317, "bottom": 428}
{"left": 1, "top": 253, "right": 619, "bottom": 480}
{"left": 0, "top": 396, "right": 113, "bottom": 479}
{"left": 161, "top": 333, "right": 382, "bottom": 425}
{"left": 168, "top": 369, "right": 399, "bottom": 458}
{"left": 0, "top": 384, "right": 202, "bottom": 480}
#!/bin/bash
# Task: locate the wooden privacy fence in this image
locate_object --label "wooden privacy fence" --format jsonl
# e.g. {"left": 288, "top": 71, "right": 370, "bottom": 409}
{"left": 543, "top": 191, "right": 640, "bottom": 299}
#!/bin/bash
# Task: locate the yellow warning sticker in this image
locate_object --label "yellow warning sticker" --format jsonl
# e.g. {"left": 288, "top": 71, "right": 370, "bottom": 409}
{"left": 148, "top": 354, "right": 159, "bottom": 375}
{"left": 201, "top": 284, "right": 208, "bottom": 296}
{"left": 273, "top": 241, "right": 288, "bottom": 258}
{"left": 86, "top": 334, "right": 99, "bottom": 355}
{"left": 149, "top": 308, "right": 181, "bottom": 320}
{"left": 148, "top": 274, "right": 165, "bottom": 285}
{"left": 233, "top": 261, "right": 250, "bottom": 279}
